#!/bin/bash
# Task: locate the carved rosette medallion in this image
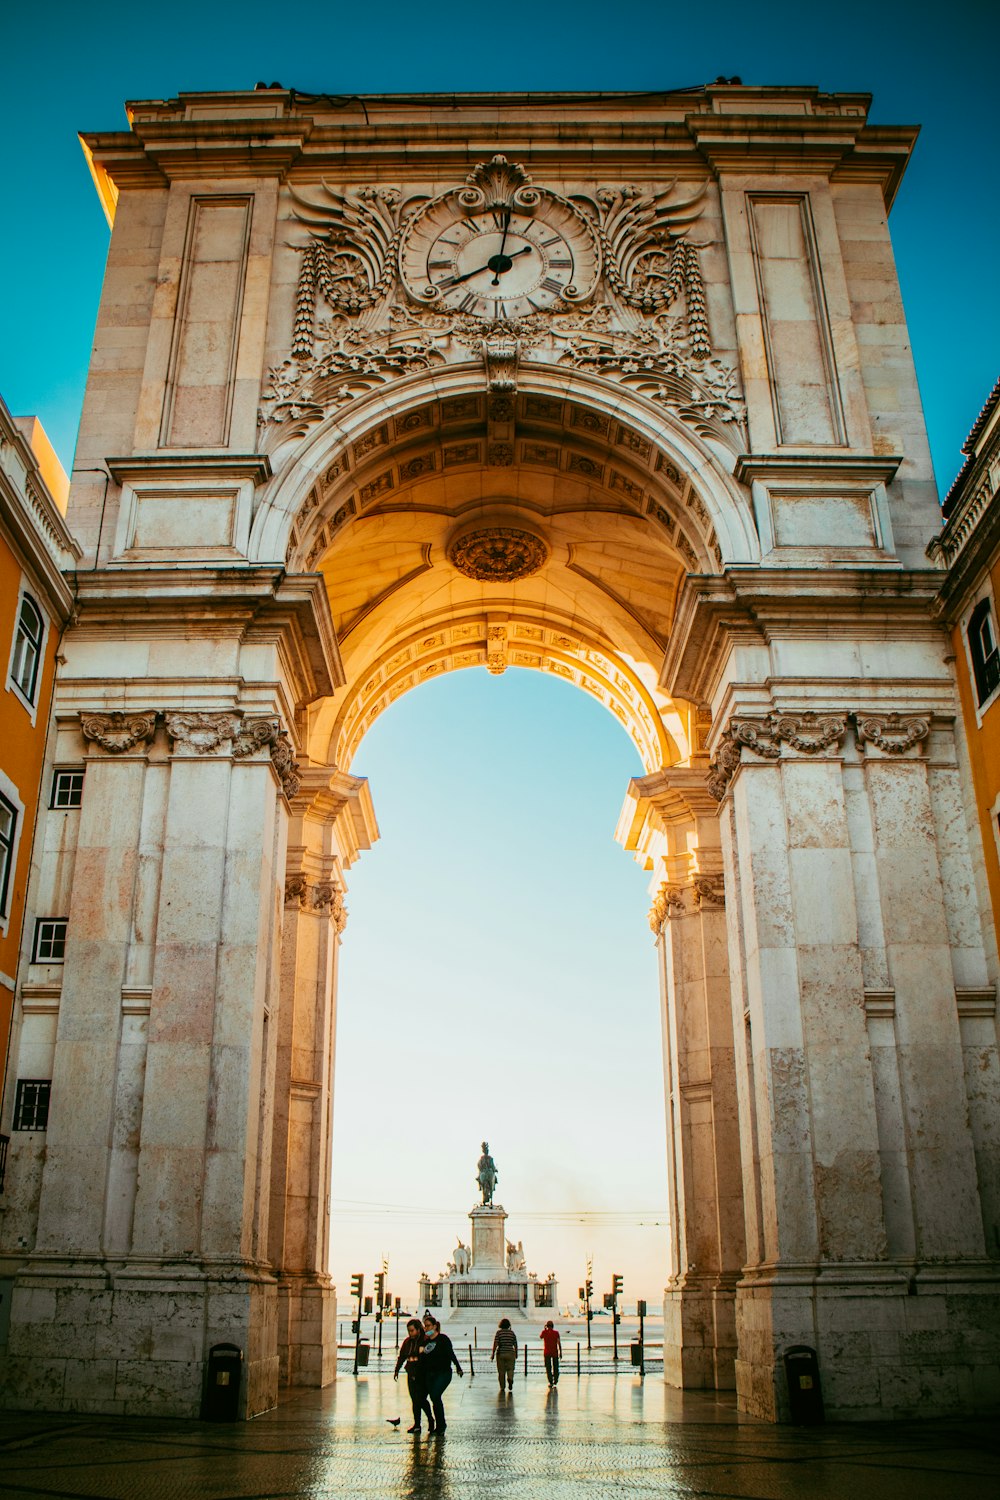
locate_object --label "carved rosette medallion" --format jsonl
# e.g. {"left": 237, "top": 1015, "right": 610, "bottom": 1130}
{"left": 447, "top": 527, "right": 549, "bottom": 583}
{"left": 80, "top": 711, "right": 157, "bottom": 754}
{"left": 853, "top": 712, "right": 931, "bottom": 755}
{"left": 165, "top": 712, "right": 241, "bottom": 755}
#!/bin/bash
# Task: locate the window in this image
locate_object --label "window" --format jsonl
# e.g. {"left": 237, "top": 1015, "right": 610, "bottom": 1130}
{"left": 10, "top": 594, "right": 44, "bottom": 705}
{"left": 0, "top": 793, "right": 15, "bottom": 918}
{"left": 32, "top": 918, "right": 67, "bottom": 962}
{"left": 13, "top": 1080, "right": 51, "bottom": 1131}
{"left": 50, "top": 769, "right": 85, "bottom": 809}
{"left": 968, "top": 599, "right": 1000, "bottom": 705}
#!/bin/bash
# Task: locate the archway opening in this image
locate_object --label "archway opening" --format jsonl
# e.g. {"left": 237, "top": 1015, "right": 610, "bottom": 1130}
{"left": 330, "top": 666, "right": 669, "bottom": 1309}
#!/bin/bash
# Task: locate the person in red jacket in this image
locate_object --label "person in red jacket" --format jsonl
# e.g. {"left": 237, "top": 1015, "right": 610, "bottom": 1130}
{"left": 539, "top": 1321, "right": 562, "bottom": 1386}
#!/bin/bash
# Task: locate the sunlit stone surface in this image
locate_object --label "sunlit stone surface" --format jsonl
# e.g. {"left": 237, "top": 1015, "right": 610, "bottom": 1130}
{"left": 0, "top": 83, "right": 997, "bottom": 1422}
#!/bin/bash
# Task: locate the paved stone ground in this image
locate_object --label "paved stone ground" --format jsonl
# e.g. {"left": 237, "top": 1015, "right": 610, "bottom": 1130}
{"left": 0, "top": 1370, "right": 996, "bottom": 1499}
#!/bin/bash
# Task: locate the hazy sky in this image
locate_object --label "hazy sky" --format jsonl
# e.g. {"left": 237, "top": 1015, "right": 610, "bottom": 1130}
{"left": 1, "top": 0, "right": 997, "bottom": 1305}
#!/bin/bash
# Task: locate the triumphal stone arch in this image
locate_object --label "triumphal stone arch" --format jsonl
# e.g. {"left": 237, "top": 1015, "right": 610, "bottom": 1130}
{"left": 1, "top": 84, "right": 997, "bottom": 1422}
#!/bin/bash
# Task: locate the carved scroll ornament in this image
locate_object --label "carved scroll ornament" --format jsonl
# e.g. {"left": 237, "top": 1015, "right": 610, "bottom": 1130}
{"left": 853, "top": 712, "right": 931, "bottom": 755}
{"left": 708, "top": 713, "right": 849, "bottom": 801}
{"left": 284, "top": 875, "right": 348, "bottom": 931}
{"left": 165, "top": 712, "right": 241, "bottom": 754}
{"left": 80, "top": 710, "right": 157, "bottom": 754}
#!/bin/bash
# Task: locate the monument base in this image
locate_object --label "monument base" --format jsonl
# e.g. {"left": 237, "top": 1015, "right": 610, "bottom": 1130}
{"left": 420, "top": 1199, "right": 558, "bottom": 1321}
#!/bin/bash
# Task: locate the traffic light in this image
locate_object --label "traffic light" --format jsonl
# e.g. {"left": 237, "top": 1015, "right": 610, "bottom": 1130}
{"left": 612, "top": 1273, "right": 623, "bottom": 1298}
{"left": 374, "top": 1271, "right": 386, "bottom": 1307}
{"left": 603, "top": 1292, "right": 613, "bottom": 1309}
{"left": 363, "top": 1295, "right": 373, "bottom": 1314}
{"left": 578, "top": 1287, "right": 585, "bottom": 1301}
{"left": 637, "top": 1299, "right": 647, "bottom": 1317}
{"left": 350, "top": 1272, "right": 364, "bottom": 1301}
{"left": 585, "top": 1279, "right": 593, "bottom": 1299}
{"left": 394, "top": 1296, "right": 401, "bottom": 1311}
{"left": 351, "top": 1319, "right": 359, "bottom": 1334}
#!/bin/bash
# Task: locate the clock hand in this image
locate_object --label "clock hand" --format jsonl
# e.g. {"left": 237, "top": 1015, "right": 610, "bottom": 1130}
{"left": 440, "top": 245, "right": 532, "bottom": 290}
{"left": 495, "top": 207, "right": 512, "bottom": 264}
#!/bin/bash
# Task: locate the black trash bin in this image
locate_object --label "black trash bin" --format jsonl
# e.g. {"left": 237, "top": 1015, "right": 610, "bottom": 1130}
{"left": 356, "top": 1339, "right": 371, "bottom": 1368}
{"left": 202, "top": 1342, "right": 243, "bottom": 1421}
{"left": 630, "top": 1341, "right": 643, "bottom": 1367}
{"left": 783, "top": 1344, "right": 824, "bottom": 1424}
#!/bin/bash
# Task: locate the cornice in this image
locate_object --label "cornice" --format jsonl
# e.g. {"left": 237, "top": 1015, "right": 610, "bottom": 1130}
{"left": 67, "top": 565, "right": 343, "bottom": 700}
{"left": 662, "top": 567, "right": 945, "bottom": 704}
{"left": 80, "top": 86, "right": 913, "bottom": 205}
{"left": 107, "top": 453, "right": 272, "bottom": 485}
{"left": 0, "top": 397, "right": 81, "bottom": 617}
{"left": 734, "top": 452, "right": 901, "bottom": 486}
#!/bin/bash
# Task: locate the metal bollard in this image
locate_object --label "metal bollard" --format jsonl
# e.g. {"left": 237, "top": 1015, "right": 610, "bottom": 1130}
{"left": 468, "top": 1343, "right": 475, "bottom": 1377}
{"left": 524, "top": 1343, "right": 528, "bottom": 1377}
{"left": 576, "top": 1341, "right": 581, "bottom": 1376}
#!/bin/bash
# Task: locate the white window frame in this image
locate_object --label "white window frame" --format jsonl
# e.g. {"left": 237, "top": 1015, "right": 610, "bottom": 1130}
{"left": 50, "top": 767, "right": 85, "bottom": 809}
{"left": 5, "top": 577, "right": 51, "bottom": 726}
{"left": 0, "top": 769, "right": 25, "bottom": 939}
{"left": 32, "top": 917, "right": 68, "bottom": 964}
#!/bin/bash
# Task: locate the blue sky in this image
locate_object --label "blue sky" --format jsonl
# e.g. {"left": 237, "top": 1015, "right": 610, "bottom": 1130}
{"left": 2, "top": 0, "right": 996, "bottom": 1301}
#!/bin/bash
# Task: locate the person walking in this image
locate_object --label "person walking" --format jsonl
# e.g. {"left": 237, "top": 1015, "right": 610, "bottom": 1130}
{"left": 490, "top": 1317, "right": 518, "bottom": 1392}
{"left": 540, "top": 1320, "right": 562, "bottom": 1386}
{"left": 417, "top": 1314, "right": 463, "bottom": 1433}
{"left": 394, "top": 1318, "right": 433, "bottom": 1433}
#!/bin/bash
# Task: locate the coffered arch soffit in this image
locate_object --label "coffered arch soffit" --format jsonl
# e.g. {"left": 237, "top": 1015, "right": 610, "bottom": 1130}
{"left": 250, "top": 369, "right": 760, "bottom": 572}
{"left": 320, "top": 610, "right": 683, "bottom": 776}
{"left": 273, "top": 375, "right": 726, "bottom": 772}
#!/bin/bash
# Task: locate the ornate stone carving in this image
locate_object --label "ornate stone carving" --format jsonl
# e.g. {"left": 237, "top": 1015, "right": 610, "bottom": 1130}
{"left": 694, "top": 874, "right": 726, "bottom": 909}
{"left": 585, "top": 182, "right": 710, "bottom": 345}
{"left": 233, "top": 715, "right": 281, "bottom": 758}
{"left": 270, "top": 731, "right": 301, "bottom": 800}
{"left": 708, "top": 713, "right": 847, "bottom": 800}
{"left": 263, "top": 160, "right": 746, "bottom": 454}
{"left": 165, "top": 712, "right": 241, "bottom": 754}
{"left": 447, "top": 527, "right": 549, "bottom": 583}
{"left": 285, "top": 873, "right": 309, "bottom": 907}
{"left": 80, "top": 710, "right": 157, "bottom": 754}
{"left": 311, "top": 882, "right": 348, "bottom": 930}
{"left": 648, "top": 888, "right": 670, "bottom": 933}
{"left": 771, "top": 713, "right": 847, "bottom": 755}
{"left": 853, "top": 712, "right": 931, "bottom": 754}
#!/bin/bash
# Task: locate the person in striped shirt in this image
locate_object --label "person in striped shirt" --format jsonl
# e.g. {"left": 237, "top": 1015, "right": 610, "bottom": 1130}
{"left": 491, "top": 1318, "right": 518, "bottom": 1392}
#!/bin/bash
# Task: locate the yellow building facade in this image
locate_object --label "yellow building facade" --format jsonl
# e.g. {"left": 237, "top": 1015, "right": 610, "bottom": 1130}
{"left": 931, "top": 380, "right": 1000, "bottom": 956}
{"left": 0, "top": 397, "right": 79, "bottom": 1173}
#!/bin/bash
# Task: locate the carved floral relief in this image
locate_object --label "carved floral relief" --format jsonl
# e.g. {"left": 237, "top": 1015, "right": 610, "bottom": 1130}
{"left": 80, "top": 711, "right": 158, "bottom": 754}
{"left": 261, "top": 157, "right": 746, "bottom": 451}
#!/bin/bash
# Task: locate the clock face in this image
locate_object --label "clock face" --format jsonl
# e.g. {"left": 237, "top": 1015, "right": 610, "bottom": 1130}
{"left": 400, "top": 197, "right": 599, "bottom": 318}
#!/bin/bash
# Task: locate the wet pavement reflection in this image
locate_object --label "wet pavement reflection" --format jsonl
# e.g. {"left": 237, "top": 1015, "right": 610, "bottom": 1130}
{"left": 0, "top": 1368, "right": 996, "bottom": 1498}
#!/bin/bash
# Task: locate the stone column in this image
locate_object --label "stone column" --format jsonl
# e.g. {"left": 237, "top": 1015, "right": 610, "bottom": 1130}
{"left": 2, "top": 706, "right": 300, "bottom": 1418}
{"left": 269, "top": 787, "right": 342, "bottom": 1387}
{"left": 712, "top": 708, "right": 996, "bottom": 1420}
{"left": 637, "top": 769, "right": 744, "bottom": 1390}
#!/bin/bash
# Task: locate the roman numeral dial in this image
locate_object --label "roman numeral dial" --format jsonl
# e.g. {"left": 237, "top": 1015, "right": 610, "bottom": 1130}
{"left": 400, "top": 196, "right": 600, "bottom": 319}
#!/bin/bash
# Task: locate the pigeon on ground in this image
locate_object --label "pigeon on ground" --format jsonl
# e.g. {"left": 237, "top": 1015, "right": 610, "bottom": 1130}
{"left": 386, "top": 1418, "right": 401, "bottom": 1427}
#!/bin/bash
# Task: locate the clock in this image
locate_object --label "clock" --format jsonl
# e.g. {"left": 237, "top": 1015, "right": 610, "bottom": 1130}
{"left": 399, "top": 192, "right": 600, "bottom": 319}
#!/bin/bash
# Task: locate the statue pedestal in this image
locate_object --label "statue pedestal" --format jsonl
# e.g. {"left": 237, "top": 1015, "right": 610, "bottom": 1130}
{"left": 469, "top": 1204, "right": 507, "bottom": 1277}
